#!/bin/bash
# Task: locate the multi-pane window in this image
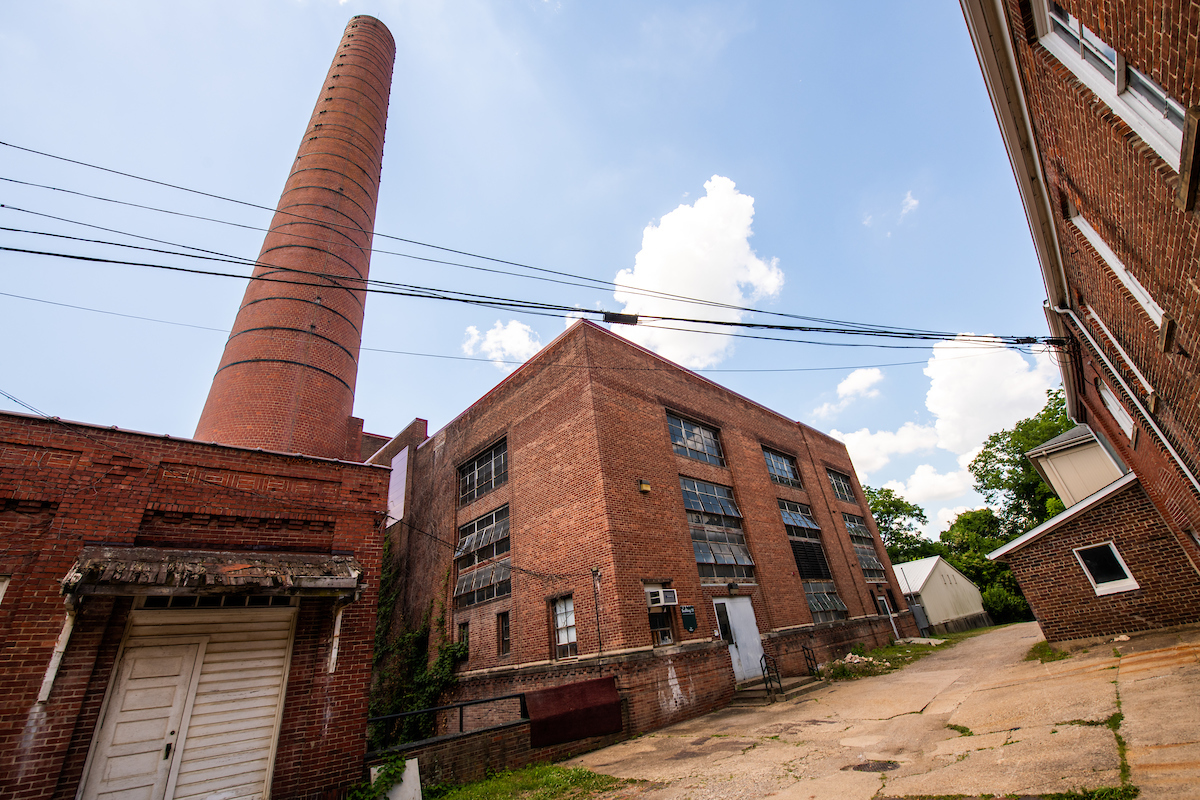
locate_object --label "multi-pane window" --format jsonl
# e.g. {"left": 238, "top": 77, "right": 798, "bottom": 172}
{"left": 459, "top": 440, "right": 508, "bottom": 504}
{"left": 1043, "top": 2, "right": 1185, "bottom": 164}
{"left": 764, "top": 449, "right": 803, "bottom": 489}
{"left": 779, "top": 500, "right": 831, "bottom": 581}
{"left": 804, "top": 581, "right": 848, "bottom": 624}
{"left": 497, "top": 611, "right": 510, "bottom": 656}
{"left": 668, "top": 414, "right": 725, "bottom": 466}
{"left": 453, "top": 558, "right": 511, "bottom": 608}
{"left": 827, "top": 469, "right": 856, "bottom": 503}
{"left": 683, "top": 478, "right": 755, "bottom": 582}
{"left": 648, "top": 609, "right": 674, "bottom": 646}
{"left": 552, "top": 595, "right": 577, "bottom": 658}
{"left": 456, "top": 506, "right": 510, "bottom": 570}
{"left": 844, "top": 513, "right": 885, "bottom": 582}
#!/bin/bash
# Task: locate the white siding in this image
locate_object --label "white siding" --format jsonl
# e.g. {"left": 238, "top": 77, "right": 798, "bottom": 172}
{"left": 919, "top": 561, "right": 986, "bottom": 628}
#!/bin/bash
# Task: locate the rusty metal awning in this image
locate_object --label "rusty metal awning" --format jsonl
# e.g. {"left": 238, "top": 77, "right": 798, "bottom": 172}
{"left": 61, "top": 545, "right": 364, "bottom": 599}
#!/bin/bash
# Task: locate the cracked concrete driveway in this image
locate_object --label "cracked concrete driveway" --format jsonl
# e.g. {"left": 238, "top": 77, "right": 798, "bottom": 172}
{"left": 566, "top": 622, "right": 1200, "bottom": 799}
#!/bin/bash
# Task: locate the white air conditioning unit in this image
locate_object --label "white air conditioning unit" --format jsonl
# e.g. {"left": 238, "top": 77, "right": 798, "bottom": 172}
{"left": 646, "top": 588, "right": 678, "bottom": 608}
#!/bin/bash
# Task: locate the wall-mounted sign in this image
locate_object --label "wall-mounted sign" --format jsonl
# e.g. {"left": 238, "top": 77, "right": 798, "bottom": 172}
{"left": 680, "top": 604, "right": 697, "bottom": 632}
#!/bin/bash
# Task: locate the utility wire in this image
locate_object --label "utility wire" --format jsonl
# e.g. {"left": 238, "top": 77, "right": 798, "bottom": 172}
{"left": 0, "top": 140, "right": 972, "bottom": 336}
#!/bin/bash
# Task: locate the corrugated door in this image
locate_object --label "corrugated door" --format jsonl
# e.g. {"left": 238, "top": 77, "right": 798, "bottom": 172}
{"left": 122, "top": 607, "right": 297, "bottom": 800}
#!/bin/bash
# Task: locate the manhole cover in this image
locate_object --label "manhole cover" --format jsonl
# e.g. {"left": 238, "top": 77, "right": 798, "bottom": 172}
{"left": 848, "top": 761, "right": 899, "bottom": 772}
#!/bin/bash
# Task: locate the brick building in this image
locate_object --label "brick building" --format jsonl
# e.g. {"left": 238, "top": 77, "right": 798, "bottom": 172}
{"left": 379, "top": 321, "right": 916, "bottom": 733}
{"left": 960, "top": 0, "right": 1200, "bottom": 639}
{"left": 0, "top": 15, "right": 397, "bottom": 799}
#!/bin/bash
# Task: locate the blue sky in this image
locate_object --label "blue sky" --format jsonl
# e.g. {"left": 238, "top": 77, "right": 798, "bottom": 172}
{"left": 0, "top": 0, "right": 1059, "bottom": 538}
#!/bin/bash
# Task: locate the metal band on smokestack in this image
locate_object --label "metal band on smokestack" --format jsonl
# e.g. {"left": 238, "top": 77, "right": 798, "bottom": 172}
{"left": 196, "top": 16, "right": 395, "bottom": 459}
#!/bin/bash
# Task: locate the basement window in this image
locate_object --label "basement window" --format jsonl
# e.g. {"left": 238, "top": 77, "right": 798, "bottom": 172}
{"left": 1074, "top": 542, "right": 1140, "bottom": 596}
{"left": 804, "top": 580, "right": 848, "bottom": 623}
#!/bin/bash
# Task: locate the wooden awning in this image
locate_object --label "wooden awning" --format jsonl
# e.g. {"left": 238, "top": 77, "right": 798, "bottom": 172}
{"left": 61, "top": 545, "right": 363, "bottom": 599}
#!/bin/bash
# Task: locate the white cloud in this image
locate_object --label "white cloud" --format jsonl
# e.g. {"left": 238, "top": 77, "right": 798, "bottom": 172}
{"left": 862, "top": 214, "right": 873, "bottom": 227}
{"left": 900, "top": 191, "right": 919, "bottom": 219}
{"left": 812, "top": 368, "right": 883, "bottom": 419}
{"left": 883, "top": 465, "right": 973, "bottom": 504}
{"left": 613, "top": 175, "right": 783, "bottom": 368}
{"left": 924, "top": 336, "right": 1059, "bottom": 456}
{"left": 829, "top": 421, "right": 939, "bottom": 476}
{"left": 462, "top": 320, "right": 543, "bottom": 371}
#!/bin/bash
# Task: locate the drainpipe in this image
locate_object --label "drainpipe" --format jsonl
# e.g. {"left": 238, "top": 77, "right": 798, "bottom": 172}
{"left": 37, "top": 603, "right": 76, "bottom": 703}
{"left": 591, "top": 568, "right": 604, "bottom": 654}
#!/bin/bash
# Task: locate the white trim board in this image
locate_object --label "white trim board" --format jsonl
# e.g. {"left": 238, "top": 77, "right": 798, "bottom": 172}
{"left": 989, "top": 472, "right": 1139, "bottom": 559}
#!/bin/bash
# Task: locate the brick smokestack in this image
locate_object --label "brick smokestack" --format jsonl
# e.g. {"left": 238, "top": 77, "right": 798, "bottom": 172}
{"left": 195, "top": 16, "right": 395, "bottom": 459}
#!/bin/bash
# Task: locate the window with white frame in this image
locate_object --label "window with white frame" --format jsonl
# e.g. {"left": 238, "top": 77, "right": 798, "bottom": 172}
{"left": 644, "top": 583, "right": 675, "bottom": 646}
{"left": 668, "top": 413, "right": 726, "bottom": 466}
{"left": 1074, "top": 542, "right": 1139, "bottom": 595}
{"left": 552, "top": 595, "right": 577, "bottom": 658}
{"left": 1071, "top": 215, "right": 1164, "bottom": 327}
{"left": 1038, "top": 1, "right": 1186, "bottom": 169}
{"left": 1097, "top": 380, "right": 1136, "bottom": 439}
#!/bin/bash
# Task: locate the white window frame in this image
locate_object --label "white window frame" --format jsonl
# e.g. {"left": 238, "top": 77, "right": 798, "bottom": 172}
{"left": 0, "top": 576, "right": 9, "bottom": 605}
{"left": 1073, "top": 541, "right": 1139, "bottom": 596}
{"left": 1071, "top": 215, "right": 1164, "bottom": 327}
{"left": 1098, "top": 380, "right": 1135, "bottom": 439}
{"left": 552, "top": 595, "right": 577, "bottom": 659}
{"left": 1033, "top": 0, "right": 1184, "bottom": 170}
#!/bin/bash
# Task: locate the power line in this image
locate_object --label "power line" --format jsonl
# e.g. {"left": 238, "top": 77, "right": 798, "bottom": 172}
{"left": 2, "top": 288, "right": 1024, "bottom": 371}
{"left": 0, "top": 140, "right": 978, "bottom": 336}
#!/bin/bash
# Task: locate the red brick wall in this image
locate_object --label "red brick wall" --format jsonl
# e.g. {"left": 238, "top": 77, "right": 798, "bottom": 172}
{"left": 1005, "top": 479, "right": 1200, "bottom": 641}
{"left": 195, "top": 16, "right": 396, "bottom": 461}
{"left": 389, "top": 322, "right": 915, "bottom": 729}
{"left": 999, "top": 0, "right": 1200, "bottom": 537}
{"left": 0, "top": 412, "right": 389, "bottom": 800}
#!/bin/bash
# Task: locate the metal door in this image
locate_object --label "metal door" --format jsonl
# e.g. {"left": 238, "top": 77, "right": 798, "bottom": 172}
{"left": 713, "top": 597, "right": 764, "bottom": 682}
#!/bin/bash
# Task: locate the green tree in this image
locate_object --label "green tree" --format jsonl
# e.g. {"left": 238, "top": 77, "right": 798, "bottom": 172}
{"left": 864, "top": 486, "right": 942, "bottom": 563}
{"left": 968, "top": 388, "right": 1073, "bottom": 536}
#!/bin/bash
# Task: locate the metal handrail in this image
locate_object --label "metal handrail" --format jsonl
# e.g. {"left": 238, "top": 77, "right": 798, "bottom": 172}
{"left": 367, "top": 692, "right": 528, "bottom": 755}
{"left": 760, "top": 652, "right": 783, "bottom": 697}
{"left": 801, "top": 644, "right": 820, "bottom": 679}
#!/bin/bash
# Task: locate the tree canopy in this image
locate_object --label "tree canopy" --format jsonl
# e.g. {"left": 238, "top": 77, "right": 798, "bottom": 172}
{"left": 863, "top": 486, "right": 934, "bottom": 563}
{"left": 968, "top": 388, "right": 1073, "bottom": 536}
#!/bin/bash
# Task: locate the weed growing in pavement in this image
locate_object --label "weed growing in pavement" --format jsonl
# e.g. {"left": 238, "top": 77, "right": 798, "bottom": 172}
{"left": 1026, "top": 640, "right": 1070, "bottom": 663}
{"left": 422, "top": 764, "right": 627, "bottom": 800}
{"left": 945, "top": 724, "right": 974, "bottom": 736}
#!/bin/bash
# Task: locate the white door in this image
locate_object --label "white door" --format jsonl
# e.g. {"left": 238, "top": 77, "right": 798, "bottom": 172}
{"left": 80, "top": 642, "right": 206, "bottom": 800}
{"left": 81, "top": 607, "right": 297, "bottom": 800}
{"left": 713, "top": 597, "right": 764, "bottom": 683}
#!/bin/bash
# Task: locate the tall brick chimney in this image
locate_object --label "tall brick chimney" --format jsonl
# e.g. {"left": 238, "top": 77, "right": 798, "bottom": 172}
{"left": 195, "top": 16, "right": 395, "bottom": 460}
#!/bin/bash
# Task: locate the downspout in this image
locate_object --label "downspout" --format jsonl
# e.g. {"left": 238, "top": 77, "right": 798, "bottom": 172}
{"left": 37, "top": 603, "right": 76, "bottom": 703}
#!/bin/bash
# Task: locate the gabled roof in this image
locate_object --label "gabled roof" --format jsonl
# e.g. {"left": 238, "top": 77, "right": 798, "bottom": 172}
{"left": 988, "top": 472, "right": 1140, "bottom": 560}
{"left": 1025, "top": 424, "right": 1094, "bottom": 458}
{"left": 893, "top": 556, "right": 940, "bottom": 594}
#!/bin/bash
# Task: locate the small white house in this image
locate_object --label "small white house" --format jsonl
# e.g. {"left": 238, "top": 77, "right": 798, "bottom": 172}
{"left": 893, "top": 556, "right": 991, "bottom": 635}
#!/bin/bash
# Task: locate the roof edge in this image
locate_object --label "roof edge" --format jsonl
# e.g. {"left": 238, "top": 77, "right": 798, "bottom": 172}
{"left": 988, "top": 472, "right": 1140, "bottom": 559}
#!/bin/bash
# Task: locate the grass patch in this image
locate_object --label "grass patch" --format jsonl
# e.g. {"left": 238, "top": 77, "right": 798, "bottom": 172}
{"left": 945, "top": 724, "right": 973, "bottom": 737}
{"left": 823, "top": 625, "right": 1008, "bottom": 680}
{"left": 1041, "top": 788, "right": 1139, "bottom": 799}
{"left": 424, "top": 764, "right": 626, "bottom": 800}
{"left": 1026, "top": 640, "right": 1070, "bottom": 663}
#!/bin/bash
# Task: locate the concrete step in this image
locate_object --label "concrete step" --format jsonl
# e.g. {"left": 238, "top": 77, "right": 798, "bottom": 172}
{"left": 728, "top": 675, "right": 822, "bottom": 706}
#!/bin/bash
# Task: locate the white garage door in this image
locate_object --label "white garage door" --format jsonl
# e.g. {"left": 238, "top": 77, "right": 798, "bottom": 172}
{"left": 81, "top": 606, "right": 297, "bottom": 800}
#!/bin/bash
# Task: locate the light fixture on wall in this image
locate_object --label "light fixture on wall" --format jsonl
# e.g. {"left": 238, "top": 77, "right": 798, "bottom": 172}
{"left": 727, "top": 583, "right": 739, "bottom": 596}
{"left": 638, "top": 479, "right": 651, "bottom": 494}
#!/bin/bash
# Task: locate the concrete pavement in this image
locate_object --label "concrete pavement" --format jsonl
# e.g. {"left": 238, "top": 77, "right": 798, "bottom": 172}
{"left": 567, "top": 621, "right": 1200, "bottom": 799}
